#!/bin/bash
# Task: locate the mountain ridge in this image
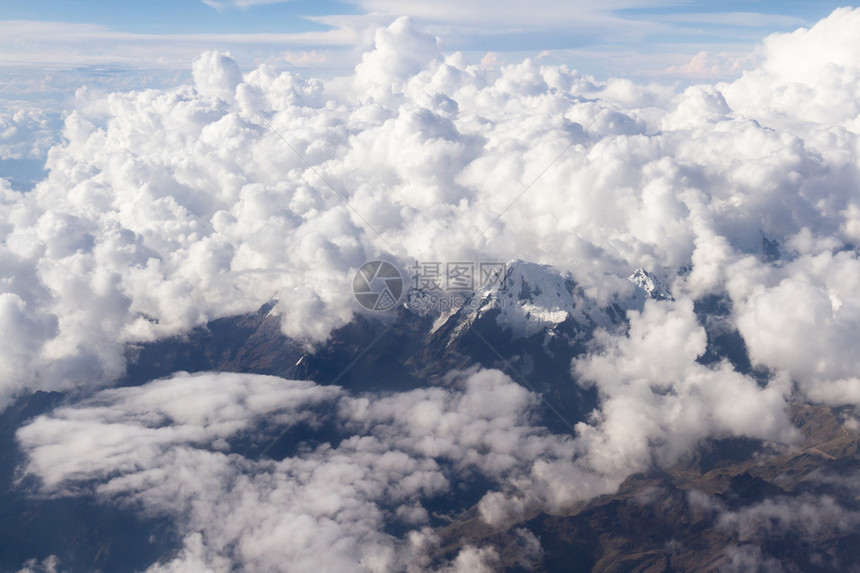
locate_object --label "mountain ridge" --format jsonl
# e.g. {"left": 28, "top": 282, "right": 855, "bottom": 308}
{"left": 3, "top": 258, "right": 854, "bottom": 572}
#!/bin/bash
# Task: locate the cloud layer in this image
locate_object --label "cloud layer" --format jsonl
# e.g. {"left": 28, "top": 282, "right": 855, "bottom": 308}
{"left": 3, "top": 9, "right": 860, "bottom": 569}
{"left": 13, "top": 364, "right": 802, "bottom": 571}
{"left": 2, "top": 10, "right": 859, "bottom": 408}
{"left": 16, "top": 369, "right": 580, "bottom": 571}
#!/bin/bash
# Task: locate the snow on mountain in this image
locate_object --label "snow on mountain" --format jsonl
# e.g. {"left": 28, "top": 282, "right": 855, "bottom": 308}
{"left": 431, "top": 260, "right": 617, "bottom": 345}
{"left": 415, "top": 260, "right": 680, "bottom": 357}
{"left": 628, "top": 267, "right": 673, "bottom": 301}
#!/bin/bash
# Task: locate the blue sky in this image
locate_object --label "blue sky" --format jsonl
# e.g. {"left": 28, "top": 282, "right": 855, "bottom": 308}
{"left": 1, "top": 0, "right": 848, "bottom": 36}
{"left": 0, "top": 0, "right": 855, "bottom": 100}
{"left": 0, "top": 0, "right": 356, "bottom": 33}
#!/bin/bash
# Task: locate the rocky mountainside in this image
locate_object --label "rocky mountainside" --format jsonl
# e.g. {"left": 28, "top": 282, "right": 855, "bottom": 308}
{"left": 438, "top": 403, "right": 860, "bottom": 572}
{"left": 2, "top": 259, "right": 857, "bottom": 572}
{"left": 124, "top": 260, "right": 649, "bottom": 429}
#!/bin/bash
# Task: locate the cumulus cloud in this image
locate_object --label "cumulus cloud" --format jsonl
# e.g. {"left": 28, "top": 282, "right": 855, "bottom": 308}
{"left": 688, "top": 489, "right": 860, "bottom": 571}
{"left": 3, "top": 14, "right": 860, "bottom": 566}
{"left": 12, "top": 366, "right": 801, "bottom": 570}
{"left": 717, "top": 494, "right": 860, "bottom": 541}
{"left": 0, "top": 3, "right": 855, "bottom": 420}
{"left": 573, "top": 298, "right": 798, "bottom": 477}
{"left": 15, "top": 555, "right": 64, "bottom": 573}
{"left": 17, "top": 372, "right": 341, "bottom": 491}
{"left": 722, "top": 7, "right": 860, "bottom": 129}
{"left": 354, "top": 17, "right": 441, "bottom": 97}
{"left": 192, "top": 52, "right": 243, "bottom": 103}
{"left": 0, "top": 107, "right": 60, "bottom": 161}
{"left": 15, "top": 369, "right": 582, "bottom": 571}
{"left": 716, "top": 236, "right": 860, "bottom": 407}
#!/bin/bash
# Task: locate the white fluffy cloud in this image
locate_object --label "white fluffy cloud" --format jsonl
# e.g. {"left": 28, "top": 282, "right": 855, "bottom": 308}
{"left": 2, "top": 12, "right": 860, "bottom": 556}
{"left": 574, "top": 298, "right": 797, "bottom": 477}
{"left": 13, "top": 367, "right": 805, "bottom": 570}
{"left": 0, "top": 107, "right": 59, "bottom": 161}
{"left": 16, "top": 369, "right": 580, "bottom": 571}
{"left": 722, "top": 7, "right": 860, "bottom": 130}
{"left": 687, "top": 488, "right": 860, "bottom": 571}
{"left": 0, "top": 8, "right": 856, "bottom": 410}
{"left": 192, "top": 52, "right": 244, "bottom": 103}
{"left": 725, "top": 243, "right": 860, "bottom": 407}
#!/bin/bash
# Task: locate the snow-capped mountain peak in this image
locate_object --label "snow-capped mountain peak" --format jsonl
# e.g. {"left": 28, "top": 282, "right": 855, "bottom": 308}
{"left": 442, "top": 260, "right": 616, "bottom": 342}
{"left": 628, "top": 267, "right": 673, "bottom": 301}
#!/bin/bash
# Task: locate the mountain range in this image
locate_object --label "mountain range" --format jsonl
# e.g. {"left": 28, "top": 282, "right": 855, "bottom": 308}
{"left": 2, "top": 259, "right": 858, "bottom": 572}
